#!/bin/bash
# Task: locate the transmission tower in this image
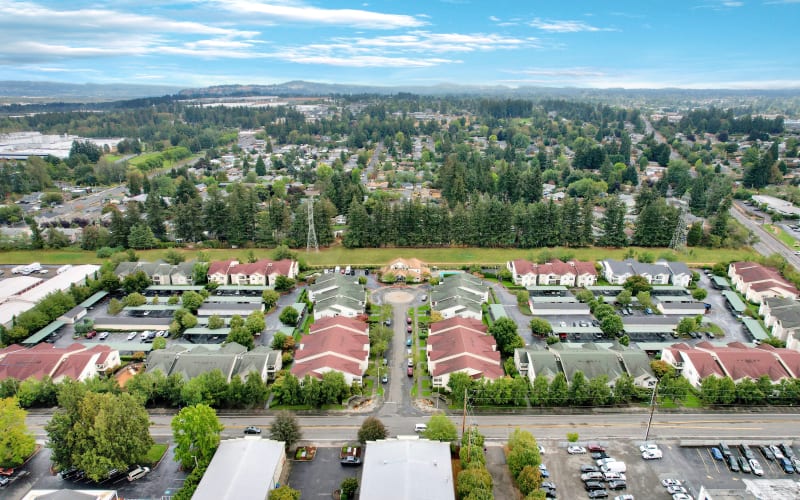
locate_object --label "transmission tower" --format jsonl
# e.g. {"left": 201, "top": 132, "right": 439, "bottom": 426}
{"left": 669, "top": 193, "right": 691, "bottom": 250}
{"left": 306, "top": 198, "right": 319, "bottom": 252}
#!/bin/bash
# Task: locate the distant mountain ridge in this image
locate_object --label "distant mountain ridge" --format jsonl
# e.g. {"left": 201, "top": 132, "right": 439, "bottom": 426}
{"left": 0, "top": 81, "right": 183, "bottom": 101}
{"left": 1, "top": 79, "right": 799, "bottom": 103}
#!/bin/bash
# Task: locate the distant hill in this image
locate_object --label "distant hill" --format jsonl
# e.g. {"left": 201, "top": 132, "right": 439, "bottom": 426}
{"left": 0, "top": 81, "right": 183, "bottom": 102}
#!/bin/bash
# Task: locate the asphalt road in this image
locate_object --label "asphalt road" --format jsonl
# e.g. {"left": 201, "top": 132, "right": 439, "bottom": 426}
{"left": 24, "top": 411, "right": 800, "bottom": 443}
{"left": 730, "top": 201, "right": 800, "bottom": 271}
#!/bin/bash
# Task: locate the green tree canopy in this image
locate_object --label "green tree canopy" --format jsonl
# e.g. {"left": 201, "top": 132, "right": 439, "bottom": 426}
{"left": 423, "top": 412, "right": 458, "bottom": 442}
{"left": 488, "top": 317, "right": 524, "bottom": 356}
{"left": 529, "top": 317, "right": 553, "bottom": 337}
{"left": 270, "top": 411, "right": 302, "bottom": 451}
{"left": 358, "top": 416, "right": 389, "bottom": 443}
{"left": 279, "top": 307, "right": 299, "bottom": 326}
{"left": 0, "top": 397, "right": 36, "bottom": 467}
{"left": 171, "top": 404, "right": 224, "bottom": 471}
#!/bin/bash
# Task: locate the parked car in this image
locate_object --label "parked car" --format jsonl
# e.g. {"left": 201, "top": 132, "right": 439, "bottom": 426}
{"left": 127, "top": 466, "right": 150, "bottom": 482}
{"left": 243, "top": 426, "right": 261, "bottom": 435}
{"left": 0, "top": 476, "right": 9, "bottom": 487}
{"left": 741, "top": 444, "right": 755, "bottom": 460}
{"left": 406, "top": 338, "right": 412, "bottom": 346}
{"left": 340, "top": 456, "right": 362, "bottom": 466}
{"left": 750, "top": 459, "right": 764, "bottom": 476}
{"left": 667, "top": 486, "right": 688, "bottom": 495}
{"left": 127, "top": 332, "right": 137, "bottom": 341}
{"left": 538, "top": 463, "right": 550, "bottom": 478}
{"left": 381, "top": 375, "right": 388, "bottom": 384}
{"left": 672, "top": 495, "right": 694, "bottom": 500}
{"left": 406, "top": 326, "right": 412, "bottom": 334}
{"left": 642, "top": 449, "right": 663, "bottom": 460}
{"left": 581, "top": 472, "right": 604, "bottom": 482}
{"left": 406, "top": 317, "right": 412, "bottom": 324}
{"left": 568, "top": 445, "right": 587, "bottom": 454}
{"left": 639, "top": 442, "right": 659, "bottom": 453}
{"left": 710, "top": 447, "right": 723, "bottom": 461}
{"left": 98, "top": 332, "right": 109, "bottom": 341}
{"left": 407, "top": 366, "right": 413, "bottom": 377}
{"left": 770, "top": 444, "right": 785, "bottom": 460}
{"left": 580, "top": 464, "right": 600, "bottom": 473}
{"left": 584, "top": 481, "right": 605, "bottom": 491}
{"left": 662, "top": 479, "right": 682, "bottom": 487}
{"left": 85, "top": 330, "right": 97, "bottom": 339}
{"left": 738, "top": 456, "right": 751, "bottom": 473}
{"left": 780, "top": 443, "right": 796, "bottom": 459}
{"left": 719, "top": 442, "right": 732, "bottom": 457}
{"left": 726, "top": 455, "right": 740, "bottom": 472}
{"left": 587, "top": 444, "right": 606, "bottom": 453}
{"left": 614, "top": 496, "right": 635, "bottom": 500}
{"left": 760, "top": 445, "right": 775, "bottom": 461}
{"left": 592, "top": 451, "right": 610, "bottom": 459}
{"left": 588, "top": 490, "right": 609, "bottom": 499}
{"left": 779, "top": 457, "right": 795, "bottom": 473}
{"left": 538, "top": 445, "right": 546, "bottom": 455}
{"left": 608, "top": 480, "right": 627, "bottom": 491}
{"left": 603, "top": 472, "right": 625, "bottom": 481}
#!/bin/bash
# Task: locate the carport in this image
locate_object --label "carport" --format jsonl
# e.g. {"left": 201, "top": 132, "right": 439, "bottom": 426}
{"left": 531, "top": 302, "right": 590, "bottom": 315}
{"left": 741, "top": 317, "right": 769, "bottom": 343}
{"left": 22, "top": 320, "right": 66, "bottom": 345}
{"left": 721, "top": 291, "right": 747, "bottom": 315}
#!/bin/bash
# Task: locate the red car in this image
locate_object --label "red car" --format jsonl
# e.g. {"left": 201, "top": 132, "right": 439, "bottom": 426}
{"left": 588, "top": 444, "right": 606, "bottom": 453}
{"left": 407, "top": 366, "right": 413, "bottom": 377}
{"left": 85, "top": 330, "right": 97, "bottom": 339}
{"left": 406, "top": 317, "right": 412, "bottom": 324}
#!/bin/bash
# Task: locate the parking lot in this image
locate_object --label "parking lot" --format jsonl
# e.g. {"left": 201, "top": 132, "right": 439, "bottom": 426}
{"left": 536, "top": 437, "right": 800, "bottom": 500}
{"left": 287, "top": 447, "right": 361, "bottom": 498}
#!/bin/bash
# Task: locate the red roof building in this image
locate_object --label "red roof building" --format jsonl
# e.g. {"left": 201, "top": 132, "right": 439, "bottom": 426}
{"left": 728, "top": 261, "right": 799, "bottom": 304}
{"left": 426, "top": 318, "right": 503, "bottom": 391}
{"left": 0, "top": 343, "right": 120, "bottom": 383}
{"left": 507, "top": 258, "right": 597, "bottom": 287}
{"left": 661, "top": 341, "right": 796, "bottom": 388}
{"left": 291, "top": 317, "right": 370, "bottom": 385}
{"left": 211, "top": 259, "right": 299, "bottom": 286}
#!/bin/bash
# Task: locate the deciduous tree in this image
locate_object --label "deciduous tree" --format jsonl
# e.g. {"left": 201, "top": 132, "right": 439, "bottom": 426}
{"left": 0, "top": 397, "right": 35, "bottom": 467}
{"left": 270, "top": 411, "right": 302, "bottom": 451}
{"left": 358, "top": 416, "right": 389, "bottom": 443}
{"left": 172, "top": 404, "right": 223, "bottom": 471}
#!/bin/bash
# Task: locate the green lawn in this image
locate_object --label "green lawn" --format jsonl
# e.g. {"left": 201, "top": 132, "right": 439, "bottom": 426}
{"left": 0, "top": 245, "right": 756, "bottom": 266}
{"left": 682, "top": 393, "right": 703, "bottom": 408}
{"left": 144, "top": 443, "right": 169, "bottom": 466}
{"left": 766, "top": 224, "right": 798, "bottom": 248}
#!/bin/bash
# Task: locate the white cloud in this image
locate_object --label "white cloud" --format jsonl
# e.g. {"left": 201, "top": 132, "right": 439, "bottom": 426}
{"left": 529, "top": 18, "right": 616, "bottom": 33}
{"left": 489, "top": 15, "right": 500, "bottom": 21}
{"left": 211, "top": 0, "right": 425, "bottom": 29}
{"left": 344, "top": 31, "right": 537, "bottom": 53}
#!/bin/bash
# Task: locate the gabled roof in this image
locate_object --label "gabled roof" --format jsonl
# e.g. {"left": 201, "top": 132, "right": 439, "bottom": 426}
{"left": 758, "top": 344, "right": 800, "bottom": 378}
{"left": 665, "top": 261, "right": 691, "bottom": 276}
{"left": 430, "top": 316, "right": 486, "bottom": 335}
{"left": 432, "top": 295, "right": 483, "bottom": 314}
{"left": 512, "top": 259, "right": 534, "bottom": 275}
{"left": 515, "top": 347, "right": 561, "bottom": 380}
{"left": 432, "top": 355, "right": 504, "bottom": 380}
{"left": 291, "top": 355, "right": 364, "bottom": 380}
{"left": 310, "top": 316, "right": 369, "bottom": 335}
{"left": 208, "top": 259, "right": 238, "bottom": 275}
{"left": 568, "top": 260, "right": 598, "bottom": 276}
{"left": 170, "top": 344, "right": 246, "bottom": 380}
{"left": 695, "top": 342, "right": 792, "bottom": 382}
{"left": 427, "top": 329, "right": 497, "bottom": 362}
{"left": 233, "top": 347, "right": 279, "bottom": 380}
{"left": 194, "top": 438, "right": 286, "bottom": 500}
{"left": 0, "top": 343, "right": 93, "bottom": 381}
{"left": 550, "top": 343, "right": 625, "bottom": 382}
{"left": 294, "top": 329, "right": 369, "bottom": 363}
{"left": 666, "top": 343, "right": 725, "bottom": 379}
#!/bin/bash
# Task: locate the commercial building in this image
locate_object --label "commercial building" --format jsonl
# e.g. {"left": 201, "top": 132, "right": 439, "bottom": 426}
{"left": 193, "top": 438, "right": 286, "bottom": 500}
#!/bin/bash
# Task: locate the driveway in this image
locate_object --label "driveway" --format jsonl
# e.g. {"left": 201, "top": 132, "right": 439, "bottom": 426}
{"left": 259, "top": 286, "right": 303, "bottom": 347}
{"left": 486, "top": 281, "right": 531, "bottom": 335}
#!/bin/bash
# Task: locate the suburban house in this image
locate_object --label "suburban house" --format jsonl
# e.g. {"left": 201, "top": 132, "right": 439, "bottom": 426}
{"left": 193, "top": 438, "right": 286, "bottom": 500}
{"left": 601, "top": 259, "right": 689, "bottom": 286}
{"left": 115, "top": 260, "right": 195, "bottom": 285}
{"left": 145, "top": 343, "right": 282, "bottom": 382}
{"left": 308, "top": 273, "right": 361, "bottom": 301}
{"left": 426, "top": 317, "right": 503, "bottom": 390}
{"left": 380, "top": 257, "right": 431, "bottom": 282}
{"left": 431, "top": 273, "right": 488, "bottom": 320}
{"left": 0, "top": 343, "right": 120, "bottom": 383}
{"left": 661, "top": 341, "right": 800, "bottom": 388}
{"left": 507, "top": 259, "right": 598, "bottom": 287}
{"left": 360, "top": 438, "right": 455, "bottom": 500}
{"left": 759, "top": 297, "right": 800, "bottom": 345}
{"left": 728, "top": 261, "right": 799, "bottom": 304}
{"left": 514, "top": 343, "right": 656, "bottom": 389}
{"left": 291, "top": 316, "right": 370, "bottom": 385}
{"left": 207, "top": 259, "right": 299, "bottom": 287}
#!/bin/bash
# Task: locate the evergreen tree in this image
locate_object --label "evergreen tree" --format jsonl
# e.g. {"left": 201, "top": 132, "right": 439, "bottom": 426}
{"left": 255, "top": 156, "right": 267, "bottom": 176}
{"left": 599, "top": 196, "right": 627, "bottom": 247}
{"left": 343, "top": 198, "right": 370, "bottom": 248}
{"left": 144, "top": 191, "right": 166, "bottom": 240}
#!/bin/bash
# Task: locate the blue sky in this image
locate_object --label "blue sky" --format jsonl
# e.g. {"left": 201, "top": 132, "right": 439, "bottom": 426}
{"left": 1, "top": 0, "right": 798, "bottom": 89}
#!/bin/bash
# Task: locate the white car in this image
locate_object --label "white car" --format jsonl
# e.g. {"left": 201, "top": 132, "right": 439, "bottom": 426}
{"left": 538, "top": 445, "right": 546, "bottom": 454}
{"left": 98, "top": 332, "right": 109, "bottom": 340}
{"left": 642, "top": 449, "right": 663, "bottom": 460}
{"left": 667, "top": 486, "right": 688, "bottom": 495}
{"left": 568, "top": 445, "right": 587, "bottom": 454}
{"left": 672, "top": 494, "right": 693, "bottom": 500}
{"left": 661, "top": 479, "right": 682, "bottom": 487}
{"left": 127, "top": 332, "right": 137, "bottom": 341}
{"left": 749, "top": 459, "right": 764, "bottom": 476}
{"left": 639, "top": 442, "right": 659, "bottom": 453}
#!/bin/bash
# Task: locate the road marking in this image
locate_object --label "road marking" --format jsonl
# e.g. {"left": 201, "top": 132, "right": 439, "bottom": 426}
{"left": 696, "top": 448, "right": 711, "bottom": 475}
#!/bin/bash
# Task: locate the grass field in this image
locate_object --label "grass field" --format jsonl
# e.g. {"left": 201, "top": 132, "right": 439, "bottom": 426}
{"left": 766, "top": 224, "right": 799, "bottom": 249}
{"left": 144, "top": 443, "right": 168, "bottom": 466}
{"left": 0, "top": 245, "right": 757, "bottom": 267}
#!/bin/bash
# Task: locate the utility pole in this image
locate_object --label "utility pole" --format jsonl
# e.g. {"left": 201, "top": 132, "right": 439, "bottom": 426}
{"left": 461, "top": 388, "right": 468, "bottom": 437}
{"left": 644, "top": 382, "right": 659, "bottom": 442}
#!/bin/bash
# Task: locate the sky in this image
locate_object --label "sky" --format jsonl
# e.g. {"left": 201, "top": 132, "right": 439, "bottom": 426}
{"left": 0, "top": 0, "right": 799, "bottom": 90}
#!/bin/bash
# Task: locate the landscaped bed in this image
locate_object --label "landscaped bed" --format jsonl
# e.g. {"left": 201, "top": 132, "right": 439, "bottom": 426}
{"left": 295, "top": 446, "right": 317, "bottom": 461}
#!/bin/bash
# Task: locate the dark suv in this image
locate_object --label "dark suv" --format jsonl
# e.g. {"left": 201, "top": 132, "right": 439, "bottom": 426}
{"left": 584, "top": 481, "right": 605, "bottom": 491}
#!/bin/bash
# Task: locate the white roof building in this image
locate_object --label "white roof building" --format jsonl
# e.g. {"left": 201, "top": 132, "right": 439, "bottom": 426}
{"left": 193, "top": 437, "right": 286, "bottom": 500}
{"left": 360, "top": 437, "right": 454, "bottom": 500}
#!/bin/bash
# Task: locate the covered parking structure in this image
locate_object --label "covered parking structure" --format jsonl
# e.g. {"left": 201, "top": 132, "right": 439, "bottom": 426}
{"left": 526, "top": 285, "right": 570, "bottom": 297}
{"left": 742, "top": 317, "right": 770, "bottom": 343}
{"left": 721, "top": 290, "right": 747, "bottom": 315}
{"left": 22, "top": 320, "right": 66, "bottom": 345}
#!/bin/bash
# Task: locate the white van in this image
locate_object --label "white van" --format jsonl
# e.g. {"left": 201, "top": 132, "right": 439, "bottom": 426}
{"left": 414, "top": 423, "right": 427, "bottom": 433}
{"left": 127, "top": 466, "right": 150, "bottom": 481}
{"left": 601, "top": 461, "right": 627, "bottom": 473}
